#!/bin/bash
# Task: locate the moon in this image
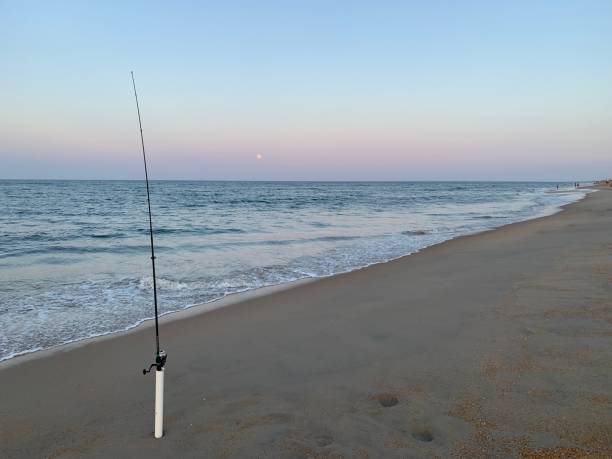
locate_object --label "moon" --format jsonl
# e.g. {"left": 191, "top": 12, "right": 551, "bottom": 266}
{"left": 256, "top": 154, "right": 263, "bottom": 160}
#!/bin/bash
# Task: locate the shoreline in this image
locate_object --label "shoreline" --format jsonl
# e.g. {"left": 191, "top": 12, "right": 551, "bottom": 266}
{"left": 3, "top": 187, "right": 610, "bottom": 457}
{"left": 0, "top": 278, "right": 315, "bottom": 369}
{"left": 1, "top": 189, "right": 589, "bottom": 368}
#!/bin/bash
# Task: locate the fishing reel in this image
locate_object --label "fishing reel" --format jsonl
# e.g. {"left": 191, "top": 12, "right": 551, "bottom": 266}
{"left": 143, "top": 350, "right": 167, "bottom": 374}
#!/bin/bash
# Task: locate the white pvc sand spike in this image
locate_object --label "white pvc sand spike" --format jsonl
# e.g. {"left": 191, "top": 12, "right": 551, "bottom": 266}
{"left": 155, "top": 368, "right": 164, "bottom": 438}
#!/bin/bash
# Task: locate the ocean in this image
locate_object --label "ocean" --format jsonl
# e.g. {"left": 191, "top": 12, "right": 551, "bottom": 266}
{"left": 0, "top": 180, "right": 586, "bottom": 361}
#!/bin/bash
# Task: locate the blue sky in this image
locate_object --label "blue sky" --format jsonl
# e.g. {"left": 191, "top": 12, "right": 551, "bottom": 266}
{"left": 1, "top": 1, "right": 611, "bottom": 180}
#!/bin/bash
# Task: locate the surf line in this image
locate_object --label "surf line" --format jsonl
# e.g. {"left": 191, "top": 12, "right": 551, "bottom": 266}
{"left": 131, "top": 71, "right": 167, "bottom": 439}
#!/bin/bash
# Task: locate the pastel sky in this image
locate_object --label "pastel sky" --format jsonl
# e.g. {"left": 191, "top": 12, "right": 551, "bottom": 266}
{"left": 2, "top": 1, "right": 611, "bottom": 180}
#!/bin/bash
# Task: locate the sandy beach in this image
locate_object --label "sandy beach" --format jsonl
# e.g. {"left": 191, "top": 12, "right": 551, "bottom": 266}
{"left": 2, "top": 189, "right": 611, "bottom": 458}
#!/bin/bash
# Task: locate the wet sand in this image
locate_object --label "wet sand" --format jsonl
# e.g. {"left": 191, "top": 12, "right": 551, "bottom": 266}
{"left": 2, "top": 189, "right": 612, "bottom": 458}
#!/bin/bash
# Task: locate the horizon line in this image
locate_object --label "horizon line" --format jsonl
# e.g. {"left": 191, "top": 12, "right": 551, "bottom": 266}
{"left": 0, "top": 178, "right": 596, "bottom": 183}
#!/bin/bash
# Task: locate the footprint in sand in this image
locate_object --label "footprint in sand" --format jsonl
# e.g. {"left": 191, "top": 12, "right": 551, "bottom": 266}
{"left": 375, "top": 393, "right": 399, "bottom": 407}
{"left": 314, "top": 434, "right": 334, "bottom": 447}
{"left": 411, "top": 428, "right": 434, "bottom": 442}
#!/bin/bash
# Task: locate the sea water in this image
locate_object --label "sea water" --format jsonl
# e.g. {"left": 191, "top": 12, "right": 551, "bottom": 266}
{"left": 0, "top": 180, "right": 587, "bottom": 361}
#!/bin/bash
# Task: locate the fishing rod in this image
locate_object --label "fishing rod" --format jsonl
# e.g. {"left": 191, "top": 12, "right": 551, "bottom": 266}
{"left": 131, "top": 71, "right": 167, "bottom": 439}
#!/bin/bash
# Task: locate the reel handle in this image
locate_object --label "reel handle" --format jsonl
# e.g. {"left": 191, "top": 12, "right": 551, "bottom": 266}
{"left": 143, "top": 363, "right": 156, "bottom": 374}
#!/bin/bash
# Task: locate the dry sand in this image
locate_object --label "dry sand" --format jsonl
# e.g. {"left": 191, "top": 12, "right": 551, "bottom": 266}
{"left": 2, "top": 189, "right": 612, "bottom": 458}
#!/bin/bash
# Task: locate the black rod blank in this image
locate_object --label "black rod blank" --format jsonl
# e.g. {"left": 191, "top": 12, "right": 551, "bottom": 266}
{"left": 131, "top": 71, "right": 161, "bottom": 357}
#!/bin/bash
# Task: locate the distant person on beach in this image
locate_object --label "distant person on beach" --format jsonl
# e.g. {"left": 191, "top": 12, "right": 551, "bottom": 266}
{"left": 556, "top": 185, "right": 559, "bottom": 190}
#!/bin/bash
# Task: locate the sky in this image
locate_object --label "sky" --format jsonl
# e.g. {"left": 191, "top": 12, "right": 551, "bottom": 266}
{"left": 1, "top": 1, "right": 611, "bottom": 180}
